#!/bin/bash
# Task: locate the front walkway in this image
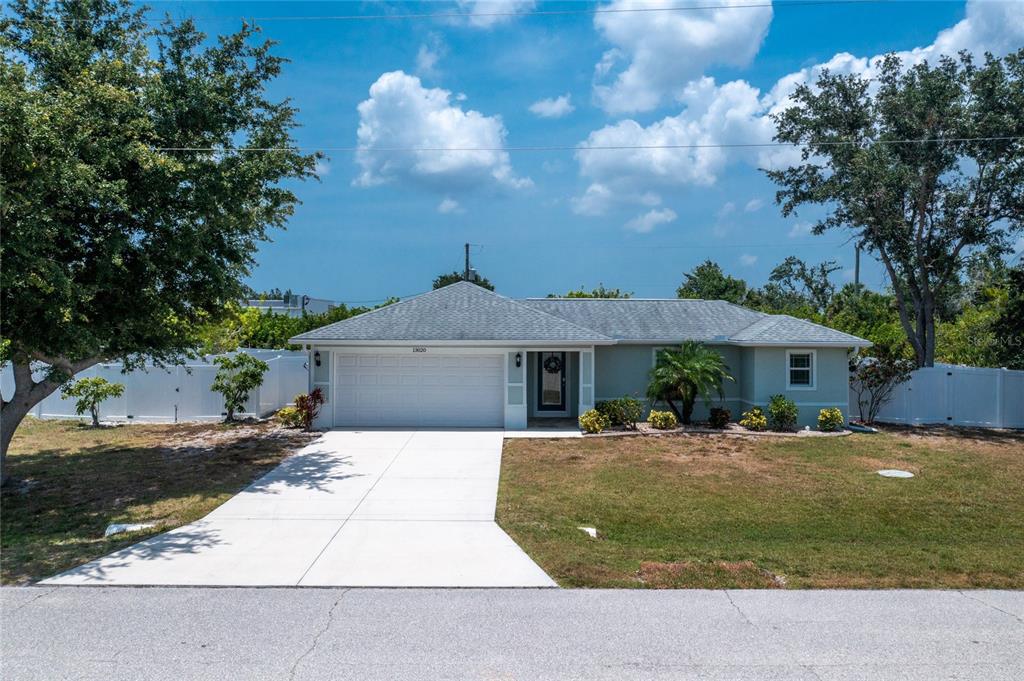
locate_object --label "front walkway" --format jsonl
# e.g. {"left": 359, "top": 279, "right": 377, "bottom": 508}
{"left": 42, "top": 430, "right": 555, "bottom": 587}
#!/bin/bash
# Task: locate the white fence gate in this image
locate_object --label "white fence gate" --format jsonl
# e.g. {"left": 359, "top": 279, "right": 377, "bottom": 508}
{"left": 0, "top": 349, "right": 309, "bottom": 424}
{"left": 855, "top": 364, "right": 1024, "bottom": 429}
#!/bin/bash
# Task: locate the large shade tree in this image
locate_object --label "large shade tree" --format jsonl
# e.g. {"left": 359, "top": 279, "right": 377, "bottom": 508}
{"left": 0, "top": 0, "right": 319, "bottom": 482}
{"left": 766, "top": 49, "right": 1024, "bottom": 367}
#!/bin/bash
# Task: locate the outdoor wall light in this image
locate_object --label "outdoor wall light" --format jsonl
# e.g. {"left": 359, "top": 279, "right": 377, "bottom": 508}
{"left": 515, "top": 352, "right": 522, "bottom": 368}
{"left": 314, "top": 350, "right": 321, "bottom": 367}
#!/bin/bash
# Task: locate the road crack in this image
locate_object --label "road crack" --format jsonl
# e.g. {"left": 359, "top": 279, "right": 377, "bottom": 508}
{"left": 288, "top": 589, "right": 349, "bottom": 680}
{"left": 723, "top": 590, "right": 753, "bottom": 625}
{"left": 8, "top": 586, "right": 58, "bottom": 613}
{"left": 959, "top": 591, "right": 1024, "bottom": 625}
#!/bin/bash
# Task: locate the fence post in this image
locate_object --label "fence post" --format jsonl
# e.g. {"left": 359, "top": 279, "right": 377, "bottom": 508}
{"left": 995, "top": 368, "right": 1004, "bottom": 429}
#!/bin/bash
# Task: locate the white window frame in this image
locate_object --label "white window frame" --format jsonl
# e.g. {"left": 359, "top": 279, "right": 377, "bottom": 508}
{"left": 785, "top": 349, "right": 817, "bottom": 390}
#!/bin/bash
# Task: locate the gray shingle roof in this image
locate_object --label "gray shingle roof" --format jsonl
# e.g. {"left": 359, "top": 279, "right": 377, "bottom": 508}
{"left": 292, "top": 282, "right": 870, "bottom": 346}
{"left": 289, "top": 281, "right": 614, "bottom": 343}
{"left": 727, "top": 314, "right": 869, "bottom": 345}
{"left": 522, "top": 299, "right": 765, "bottom": 342}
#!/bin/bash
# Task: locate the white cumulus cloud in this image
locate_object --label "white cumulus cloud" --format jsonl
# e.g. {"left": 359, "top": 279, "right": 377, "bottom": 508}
{"left": 625, "top": 208, "right": 677, "bottom": 233}
{"left": 438, "top": 198, "right": 463, "bottom": 214}
{"left": 574, "top": 0, "right": 1024, "bottom": 213}
{"left": 788, "top": 222, "right": 814, "bottom": 239}
{"left": 592, "top": 0, "right": 773, "bottom": 114}
{"left": 355, "top": 71, "right": 531, "bottom": 193}
{"left": 739, "top": 254, "right": 758, "bottom": 267}
{"left": 745, "top": 198, "right": 764, "bottom": 212}
{"left": 529, "top": 94, "right": 575, "bottom": 118}
{"left": 574, "top": 77, "right": 781, "bottom": 209}
{"left": 455, "top": 0, "right": 536, "bottom": 29}
{"left": 416, "top": 36, "right": 447, "bottom": 76}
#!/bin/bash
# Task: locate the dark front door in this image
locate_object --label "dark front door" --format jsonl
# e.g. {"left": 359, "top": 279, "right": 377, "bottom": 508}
{"left": 537, "top": 351, "right": 567, "bottom": 412}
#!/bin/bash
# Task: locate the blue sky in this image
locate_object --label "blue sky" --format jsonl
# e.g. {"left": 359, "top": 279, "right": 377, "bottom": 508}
{"left": 147, "top": 1, "right": 1021, "bottom": 304}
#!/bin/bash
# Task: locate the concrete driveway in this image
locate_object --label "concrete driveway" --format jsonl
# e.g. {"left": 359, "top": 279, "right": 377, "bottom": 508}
{"left": 42, "top": 430, "right": 555, "bottom": 587}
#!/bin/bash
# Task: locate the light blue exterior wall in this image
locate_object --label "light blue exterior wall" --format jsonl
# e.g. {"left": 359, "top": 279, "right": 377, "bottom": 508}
{"left": 594, "top": 344, "right": 852, "bottom": 427}
{"left": 738, "top": 347, "right": 851, "bottom": 426}
{"left": 594, "top": 344, "right": 743, "bottom": 422}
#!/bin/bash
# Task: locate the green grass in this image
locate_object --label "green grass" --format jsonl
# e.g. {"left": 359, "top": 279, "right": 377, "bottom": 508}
{"left": 497, "top": 428, "right": 1024, "bottom": 589}
{"left": 1, "top": 418, "right": 311, "bottom": 585}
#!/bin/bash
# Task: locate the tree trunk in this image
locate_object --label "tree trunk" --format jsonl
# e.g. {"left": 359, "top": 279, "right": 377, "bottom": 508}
{"left": 662, "top": 397, "right": 682, "bottom": 422}
{"left": 874, "top": 245, "right": 927, "bottom": 366}
{"left": 0, "top": 399, "right": 33, "bottom": 486}
{"left": 1, "top": 355, "right": 101, "bottom": 486}
{"left": 90, "top": 405, "right": 100, "bottom": 428}
{"left": 681, "top": 399, "right": 694, "bottom": 425}
{"left": 923, "top": 296, "right": 936, "bottom": 367}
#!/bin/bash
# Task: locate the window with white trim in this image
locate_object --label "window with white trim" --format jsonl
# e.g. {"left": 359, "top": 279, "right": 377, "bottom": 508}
{"left": 786, "top": 350, "right": 815, "bottom": 389}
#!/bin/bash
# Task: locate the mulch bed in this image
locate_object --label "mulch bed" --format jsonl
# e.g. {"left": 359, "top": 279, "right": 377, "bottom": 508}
{"left": 586, "top": 422, "right": 851, "bottom": 438}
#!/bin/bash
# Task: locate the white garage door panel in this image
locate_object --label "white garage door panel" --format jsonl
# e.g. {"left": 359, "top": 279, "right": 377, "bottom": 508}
{"left": 334, "top": 353, "right": 504, "bottom": 427}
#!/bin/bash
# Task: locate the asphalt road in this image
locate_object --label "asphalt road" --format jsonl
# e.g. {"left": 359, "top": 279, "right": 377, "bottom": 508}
{"left": 2, "top": 587, "right": 1022, "bottom": 680}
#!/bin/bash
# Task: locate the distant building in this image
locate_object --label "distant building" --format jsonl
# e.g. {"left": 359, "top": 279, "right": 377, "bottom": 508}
{"left": 245, "top": 294, "right": 337, "bottom": 317}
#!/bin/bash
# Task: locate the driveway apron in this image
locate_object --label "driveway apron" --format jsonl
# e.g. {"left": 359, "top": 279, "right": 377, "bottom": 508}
{"left": 42, "top": 430, "right": 555, "bottom": 587}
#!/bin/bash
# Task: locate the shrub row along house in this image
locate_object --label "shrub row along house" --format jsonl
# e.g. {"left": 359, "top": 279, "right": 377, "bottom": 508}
{"left": 290, "top": 281, "right": 870, "bottom": 429}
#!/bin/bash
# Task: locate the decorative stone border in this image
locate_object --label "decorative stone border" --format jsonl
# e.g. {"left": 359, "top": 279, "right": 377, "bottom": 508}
{"left": 584, "top": 422, "right": 853, "bottom": 438}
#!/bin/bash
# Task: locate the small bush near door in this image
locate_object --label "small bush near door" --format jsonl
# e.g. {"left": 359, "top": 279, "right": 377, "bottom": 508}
{"left": 767, "top": 394, "right": 799, "bottom": 432}
{"left": 647, "top": 410, "right": 678, "bottom": 430}
{"left": 579, "top": 409, "right": 611, "bottom": 434}
{"left": 596, "top": 397, "right": 643, "bottom": 430}
{"left": 277, "top": 406, "right": 303, "bottom": 428}
{"left": 739, "top": 407, "right": 767, "bottom": 431}
{"left": 817, "top": 407, "right": 845, "bottom": 432}
{"left": 294, "top": 387, "right": 325, "bottom": 431}
{"left": 708, "top": 407, "right": 731, "bottom": 429}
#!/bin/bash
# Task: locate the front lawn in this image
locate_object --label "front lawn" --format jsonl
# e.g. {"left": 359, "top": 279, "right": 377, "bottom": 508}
{"left": 497, "top": 428, "right": 1024, "bottom": 589}
{"left": 1, "top": 418, "right": 314, "bottom": 585}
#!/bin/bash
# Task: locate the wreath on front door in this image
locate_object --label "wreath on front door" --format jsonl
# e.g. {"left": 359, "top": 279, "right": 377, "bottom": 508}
{"left": 543, "top": 355, "right": 563, "bottom": 374}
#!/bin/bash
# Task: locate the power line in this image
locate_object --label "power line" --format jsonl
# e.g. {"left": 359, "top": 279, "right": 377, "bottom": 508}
{"left": 1, "top": 0, "right": 889, "bottom": 25}
{"left": 250, "top": 0, "right": 877, "bottom": 22}
{"left": 151, "top": 136, "right": 1024, "bottom": 153}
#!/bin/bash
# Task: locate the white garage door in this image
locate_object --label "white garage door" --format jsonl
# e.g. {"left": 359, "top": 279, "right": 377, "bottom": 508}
{"left": 333, "top": 353, "right": 505, "bottom": 427}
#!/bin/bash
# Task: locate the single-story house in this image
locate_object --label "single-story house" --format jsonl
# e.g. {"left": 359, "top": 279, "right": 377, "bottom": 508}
{"left": 290, "top": 281, "right": 870, "bottom": 430}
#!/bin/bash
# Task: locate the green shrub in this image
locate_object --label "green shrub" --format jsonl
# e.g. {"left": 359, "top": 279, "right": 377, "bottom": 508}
{"left": 817, "top": 407, "right": 845, "bottom": 432}
{"left": 294, "top": 387, "right": 326, "bottom": 431}
{"left": 211, "top": 353, "right": 269, "bottom": 421}
{"left": 277, "top": 406, "right": 303, "bottom": 428}
{"left": 579, "top": 408, "right": 611, "bottom": 434}
{"left": 60, "top": 377, "right": 125, "bottom": 427}
{"left": 596, "top": 396, "right": 643, "bottom": 429}
{"left": 739, "top": 407, "right": 767, "bottom": 432}
{"left": 647, "top": 410, "right": 678, "bottom": 430}
{"left": 767, "top": 394, "right": 799, "bottom": 432}
{"left": 708, "top": 407, "right": 731, "bottom": 429}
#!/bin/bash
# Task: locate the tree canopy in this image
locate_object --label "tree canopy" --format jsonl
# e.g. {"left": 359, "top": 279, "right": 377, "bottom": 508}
{"left": 549, "top": 284, "right": 633, "bottom": 298}
{"left": 766, "top": 49, "right": 1024, "bottom": 366}
{"left": 676, "top": 261, "right": 747, "bottom": 304}
{"left": 433, "top": 271, "right": 495, "bottom": 291}
{"left": 0, "top": 0, "right": 319, "bottom": 474}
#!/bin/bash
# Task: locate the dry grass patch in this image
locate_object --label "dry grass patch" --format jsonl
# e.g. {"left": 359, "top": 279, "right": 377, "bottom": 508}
{"left": 638, "top": 560, "right": 785, "bottom": 589}
{"left": 497, "top": 427, "right": 1024, "bottom": 589}
{"left": 1, "top": 417, "right": 316, "bottom": 585}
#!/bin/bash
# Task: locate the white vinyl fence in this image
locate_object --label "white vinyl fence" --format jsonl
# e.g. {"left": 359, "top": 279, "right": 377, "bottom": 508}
{"left": 0, "top": 349, "right": 309, "bottom": 424}
{"left": 853, "top": 363, "right": 1024, "bottom": 429}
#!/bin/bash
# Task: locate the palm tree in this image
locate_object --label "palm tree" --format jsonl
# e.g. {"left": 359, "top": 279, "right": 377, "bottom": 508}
{"left": 646, "top": 342, "right": 735, "bottom": 424}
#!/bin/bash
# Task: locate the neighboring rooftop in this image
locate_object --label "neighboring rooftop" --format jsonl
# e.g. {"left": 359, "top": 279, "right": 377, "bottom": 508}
{"left": 291, "top": 282, "right": 870, "bottom": 346}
